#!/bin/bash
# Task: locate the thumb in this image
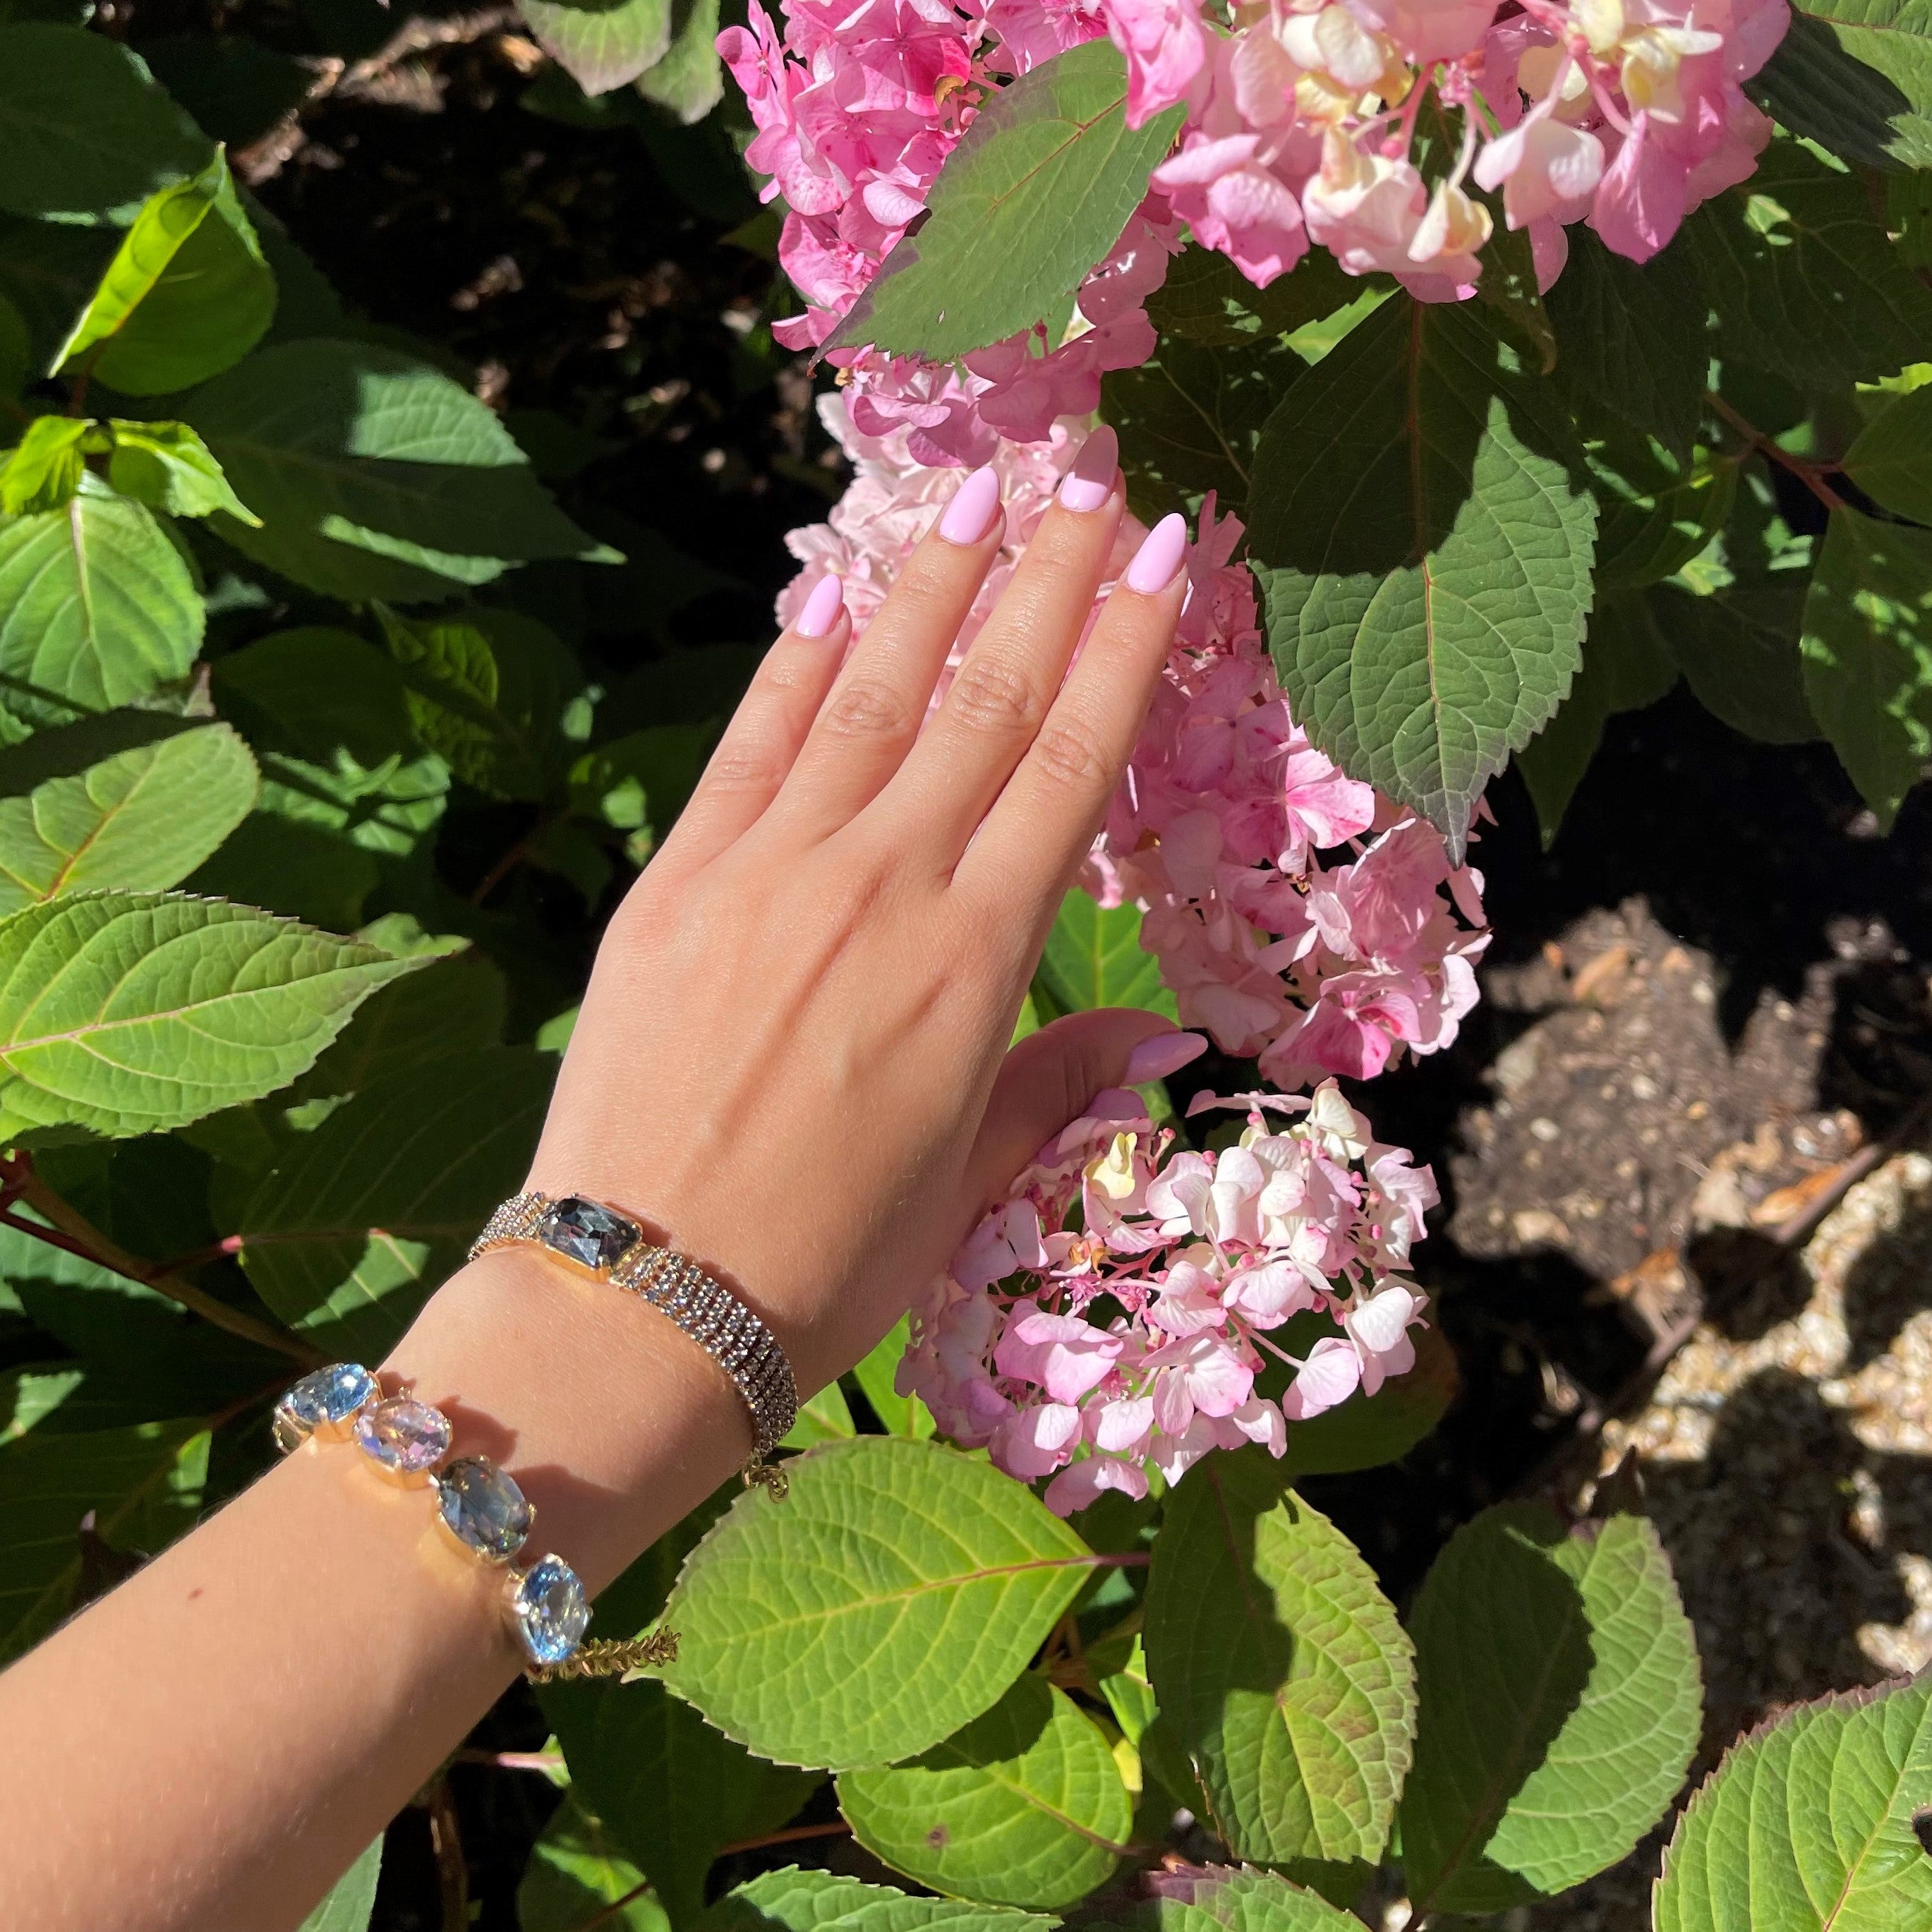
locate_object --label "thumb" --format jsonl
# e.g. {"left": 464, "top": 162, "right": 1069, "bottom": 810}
{"left": 967, "top": 1010, "right": 1208, "bottom": 1205}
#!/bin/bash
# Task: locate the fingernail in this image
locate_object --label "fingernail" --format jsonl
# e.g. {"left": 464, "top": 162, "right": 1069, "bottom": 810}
{"left": 795, "top": 573, "right": 845, "bottom": 639}
{"left": 1058, "top": 425, "right": 1118, "bottom": 512}
{"left": 938, "top": 464, "right": 1002, "bottom": 545}
{"left": 1125, "top": 512, "right": 1188, "bottom": 595}
{"left": 1123, "top": 1030, "right": 1209, "bottom": 1085}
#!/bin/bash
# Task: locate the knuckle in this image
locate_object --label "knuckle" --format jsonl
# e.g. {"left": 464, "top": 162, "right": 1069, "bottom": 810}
{"left": 819, "top": 677, "right": 912, "bottom": 743}
{"left": 1031, "top": 714, "right": 1111, "bottom": 790}
{"left": 699, "top": 741, "right": 786, "bottom": 796}
{"left": 948, "top": 656, "right": 1041, "bottom": 737}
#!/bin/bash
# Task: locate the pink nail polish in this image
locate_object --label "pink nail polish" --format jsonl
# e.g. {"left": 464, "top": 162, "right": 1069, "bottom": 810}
{"left": 1123, "top": 1030, "right": 1209, "bottom": 1085}
{"left": 1125, "top": 512, "right": 1188, "bottom": 595}
{"left": 1058, "top": 425, "right": 1119, "bottom": 512}
{"left": 794, "top": 573, "right": 845, "bottom": 639}
{"left": 938, "top": 464, "right": 1002, "bottom": 545}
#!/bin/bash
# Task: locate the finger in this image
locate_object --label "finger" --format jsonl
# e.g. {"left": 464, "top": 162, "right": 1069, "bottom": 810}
{"left": 768, "top": 464, "right": 1008, "bottom": 841}
{"left": 956, "top": 512, "right": 1188, "bottom": 905}
{"left": 877, "top": 428, "right": 1125, "bottom": 866}
{"left": 656, "top": 574, "right": 850, "bottom": 871}
{"left": 967, "top": 1013, "right": 1207, "bottom": 1205}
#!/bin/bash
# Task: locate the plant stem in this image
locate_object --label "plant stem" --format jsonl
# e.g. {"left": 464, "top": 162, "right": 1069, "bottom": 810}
{"left": 452, "top": 1747, "right": 565, "bottom": 1773}
{"left": 1705, "top": 389, "right": 1849, "bottom": 512}
{"left": 424, "top": 1775, "right": 469, "bottom": 1932}
{"left": 717, "top": 1819, "right": 854, "bottom": 1859}
{"left": 1, "top": 1166, "right": 320, "bottom": 1367}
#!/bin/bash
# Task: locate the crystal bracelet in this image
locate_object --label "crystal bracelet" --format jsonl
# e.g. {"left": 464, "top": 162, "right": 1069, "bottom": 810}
{"left": 469, "top": 1192, "right": 797, "bottom": 1488}
{"left": 272, "top": 1361, "right": 676, "bottom": 1682}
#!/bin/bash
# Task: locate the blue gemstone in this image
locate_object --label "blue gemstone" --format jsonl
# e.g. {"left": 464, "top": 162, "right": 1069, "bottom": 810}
{"left": 273, "top": 1363, "right": 376, "bottom": 1451}
{"left": 538, "top": 1196, "right": 639, "bottom": 1272}
{"left": 436, "top": 1456, "right": 533, "bottom": 1562}
{"left": 510, "top": 1554, "right": 590, "bottom": 1664}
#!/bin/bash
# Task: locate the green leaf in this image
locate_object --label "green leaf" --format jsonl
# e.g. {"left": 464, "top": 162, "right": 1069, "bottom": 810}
{"left": 0, "top": 488, "right": 203, "bottom": 736}
{"left": 783, "top": 1381, "right": 857, "bottom": 1448}
{"left": 1123, "top": 1861, "right": 1367, "bottom": 1932}
{"left": 1105, "top": 331, "right": 1303, "bottom": 521}
{"left": 828, "top": 43, "right": 1185, "bottom": 361}
{"left": 297, "top": 1837, "right": 384, "bottom": 1932}
{"left": 0, "top": 709, "right": 207, "bottom": 798}
{"left": 239, "top": 1046, "right": 554, "bottom": 1358}
{"left": 703, "top": 1868, "right": 1054, "bottom": 1932}
{"left": 181, "top": 339, "right": 619, "bottom": 603}
{"left": 291, "top": 948, "right": 506, "bottom": 1104}
{"left": 1684, "top": 140, "right": 1932, "bottom": 389}
{"left": 571, "top": 724, "right": 713, "bottom": 836}
{"left": 839, "top": 1674, "right": 1131, "bottom": 1908}
{"left": 660, "top": 1436, "right": 1099, "bottom": 1770}
{"left": 1033, "top": 886, "right": 1176, "bottom": 1020}
{"left": 1546, "top": 228, "right": 1709, "bottom": 457}
{"left": 0, "top": 416, "right": 95, "bottom": 516}
{"left": 1249, "top": 294, "right": 1596, "bottom": 858}
{"left": 0, "top": 1417, "right": 208, "bottom": 1660}
{"left": 0, "top": 891, "right": 423, "bottom": 1137}
{"left": 1799, "top": 507, "right": 1932, "bottom": 829}
{"left": 519, "top": 1797, "right": 666, "bottom": 1932}
{"left": 0, "top": 720, "right": 258, "bottom": 912}
{"left": 636, "top": 0, "right": 723, "bottom": 122}
{"left": 850, "top": 1317, "right": 935, "bottom": 1440}
{"left": 212, "top": 624, "right": 417, "bottom": 770}
{"left": 1756, "top": 2, "right": 1932, "bottom": 172}
{"left": 1656, "top": 581, "right": 1821, "bottom": 744}
{"left": 138, "top": 35, "right": 316, "bottom": 152}
{"left": 0, "top": 25, "right": 209, "bottom": 223}
{"left": 1142, "top": 1451, "right": 1415, "bottom": 1864}
{"left": 1844, "top": 382, "right": 1932, "bottom": 523}
{"left": 107, "top": 421, "right": 260, "bottom": 525}
{"left": 1399, "top": 1503, "right": 1702, "bottom": 1914}
{"left": 1145, "top": 246, "right": 1369, "bottom": 351}
{"left": 545, "top": 1674, "right": 819, "bottom": 1926}
{"left": 0, "top": 1364, "right": 87, "bottom": 1439}
{"left": 1653, "top": 1671, "right": 1932, "bottom": 1932}
{"left": 380, "top": 604, "right": 583, "bottom": 801}
{"left": 1281, "top": 1318, "right": 1459, "bottom": 1477}
{"left": 523, "top": 0, "right": 671, "bottom": 95}
{"left": 52, "top": 149, "right": 275, "bottom": 395}
{"left": 1516, "top": 592, "right": 1678, "bottom": 846}
{"left": 1592, "top": 450, "right": 1737, "bottom": 596}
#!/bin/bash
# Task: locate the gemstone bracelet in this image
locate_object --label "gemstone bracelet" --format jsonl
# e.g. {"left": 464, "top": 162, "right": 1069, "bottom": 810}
{"left": 469, "top": 1192, "right": 798, "bottom": 1494}
{"left": 272, "top": 1361, "right": 676, "bottom": 1682}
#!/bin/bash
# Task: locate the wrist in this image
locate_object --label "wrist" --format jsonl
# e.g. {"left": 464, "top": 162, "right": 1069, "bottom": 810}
{"left": 382, "top": 1247, "right": 750, "bottom": 1596}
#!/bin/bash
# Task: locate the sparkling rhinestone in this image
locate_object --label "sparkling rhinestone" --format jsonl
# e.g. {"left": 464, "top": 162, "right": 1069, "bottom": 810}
{"left": 435, "top": 1457, "right": 533, "bottom": 1562}
{"left": 537, "top": 1196, "right": 639, "bottom": 1272}
{"left": 509, "top": 1554, "right": 590, "bottom": 1665}
{"left": 273, "top": 1363, "right": 376, "bottom": 1452}
{"left": 354, "top": 1396, "right": 452, "bottom": 1475}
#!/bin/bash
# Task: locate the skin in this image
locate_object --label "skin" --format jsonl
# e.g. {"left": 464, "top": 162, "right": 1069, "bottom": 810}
{"left": 0, "top": 459, "right": 1185, "bottom": 1932}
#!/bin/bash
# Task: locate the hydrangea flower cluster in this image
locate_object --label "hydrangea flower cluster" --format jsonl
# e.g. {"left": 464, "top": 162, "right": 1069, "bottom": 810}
{"left": 897, "top": 1080, "right": 1438, "bottom": 1513}
{"left": 779, "top": 399, "right": 1490, "bottom": 1088}
{"left": 1119, "top": 0, "right": 1787, "bottom": 291}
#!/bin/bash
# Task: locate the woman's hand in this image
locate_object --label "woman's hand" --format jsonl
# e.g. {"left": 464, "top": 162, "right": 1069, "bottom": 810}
{"left": 529, "top": 432, "right": 1199, "bottom": 1395}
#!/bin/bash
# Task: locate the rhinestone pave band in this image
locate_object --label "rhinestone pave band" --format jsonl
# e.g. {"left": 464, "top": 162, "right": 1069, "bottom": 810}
{"left": 470, "top": 1192, "right": 798, "bottom": 1458}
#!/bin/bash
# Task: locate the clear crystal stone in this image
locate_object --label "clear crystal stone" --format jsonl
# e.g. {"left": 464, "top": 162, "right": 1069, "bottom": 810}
{"left": 537, "top": 1196, "right": 639, "bottom": 1272}
{"left": 273, "top": 1363, "right": 376, "bottom": 1453}
{"left": 354, "top": 1396, "right": 452, "bottom": 1475}
{"left": 509, "top": 1554, "right": 590, "bottom": 1665}
{"left": 435, "top": 1456, "right": 533, "bottom": 1562}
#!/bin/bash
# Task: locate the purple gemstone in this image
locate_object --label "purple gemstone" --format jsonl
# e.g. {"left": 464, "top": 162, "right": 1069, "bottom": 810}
{"left": 354, "top": 1396, "right": 451, "bottom": 1475}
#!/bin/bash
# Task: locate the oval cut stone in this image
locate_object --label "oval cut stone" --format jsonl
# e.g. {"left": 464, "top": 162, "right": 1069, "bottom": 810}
{"left": 354, "top": 1396, "right": 451, "bottom": 1475}
{"left": 435, "top": 1456, "right": 532, "bottom": 1562}
{"left": 537, "top": 1195, "right": 639, "bottom": 1273}
{"left": 509, "top": 1554, "right": 590, "bottom": 1665}
{"left": 273, "top": 1362, "right": 375, "bottom": 1454}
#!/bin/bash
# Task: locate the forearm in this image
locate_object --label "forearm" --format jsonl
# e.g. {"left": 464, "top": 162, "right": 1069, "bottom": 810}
{"left": 0, "top": 1247, "right": 750, "bottom": 1932}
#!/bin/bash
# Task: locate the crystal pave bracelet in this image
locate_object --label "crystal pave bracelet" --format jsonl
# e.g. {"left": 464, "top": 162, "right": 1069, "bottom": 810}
{"left": 272, "top": 1363, "right": 677, "bottom": 1683}
{"left": 469, "top": 1192, "right": 798, "bottom": 1495}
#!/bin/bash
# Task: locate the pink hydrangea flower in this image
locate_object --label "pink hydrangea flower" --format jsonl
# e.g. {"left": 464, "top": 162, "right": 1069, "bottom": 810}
{"left": 899, "top": 1082, "right": 1437, "bottom": 1511}
{"left": 1101, "top": 0, "right": 1210, "bottom": 128}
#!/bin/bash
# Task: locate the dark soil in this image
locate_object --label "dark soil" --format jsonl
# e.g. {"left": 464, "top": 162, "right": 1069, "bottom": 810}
{"left": 107, "top": 7, "right": 1932, "bottom": 1924}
